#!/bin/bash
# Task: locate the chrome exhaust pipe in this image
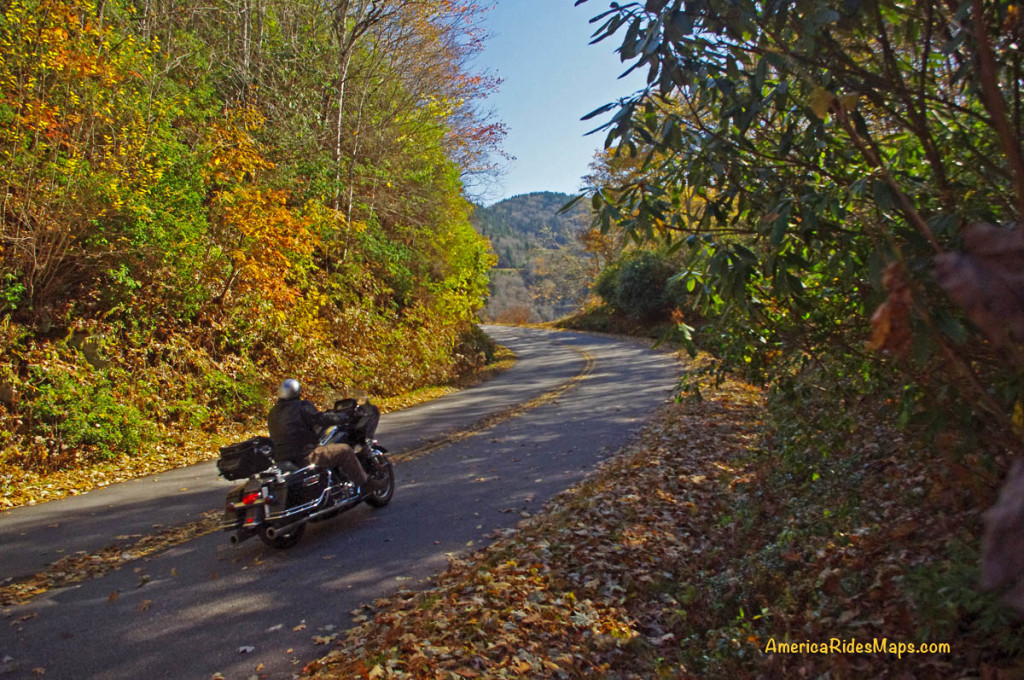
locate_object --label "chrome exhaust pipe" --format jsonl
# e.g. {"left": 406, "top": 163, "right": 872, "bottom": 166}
{"left": 265, "top": 496, "right": 361, "bottom": 539}
{"left": 265, "top": 520, "right": 305, "bottom": 541}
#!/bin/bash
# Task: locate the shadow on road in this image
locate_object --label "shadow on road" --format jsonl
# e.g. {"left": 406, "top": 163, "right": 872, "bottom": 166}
{"left": 0, "top": 327, "right": 682, "bottom": 679}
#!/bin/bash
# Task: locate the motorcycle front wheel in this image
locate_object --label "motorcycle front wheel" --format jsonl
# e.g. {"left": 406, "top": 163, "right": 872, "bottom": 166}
{"left": 259, "top": 523, "right": 306, "bottom": 549}
{"left": 364, "top": 457, "right": 395, "bottom": 508}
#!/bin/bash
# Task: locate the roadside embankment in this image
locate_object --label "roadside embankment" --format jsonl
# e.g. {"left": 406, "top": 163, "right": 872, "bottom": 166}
{"left": 306, "top": 356, "right": 1021, "bottom": 678}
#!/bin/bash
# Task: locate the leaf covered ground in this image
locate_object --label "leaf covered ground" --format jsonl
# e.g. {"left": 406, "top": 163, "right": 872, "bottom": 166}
{"left": 304, "top": 360, "right": 1024, "bottom": 679}
{"left": 0, "top": 512, "right": 221, "bottom": 606}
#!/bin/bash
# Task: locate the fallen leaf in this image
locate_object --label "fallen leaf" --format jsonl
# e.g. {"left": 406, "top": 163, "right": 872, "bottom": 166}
{"left": 107, "top": 590, "right": 119, "bottom": 603}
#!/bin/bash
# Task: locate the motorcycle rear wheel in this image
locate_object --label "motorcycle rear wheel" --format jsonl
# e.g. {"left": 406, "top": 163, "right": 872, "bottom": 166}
{"left": 259, "top": 523, "right": 306, "bottom": 549}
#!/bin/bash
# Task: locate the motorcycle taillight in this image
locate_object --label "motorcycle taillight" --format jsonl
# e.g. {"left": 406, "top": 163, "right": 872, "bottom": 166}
{"left": 242, "top": 492, "right": 261, "bottom": 505}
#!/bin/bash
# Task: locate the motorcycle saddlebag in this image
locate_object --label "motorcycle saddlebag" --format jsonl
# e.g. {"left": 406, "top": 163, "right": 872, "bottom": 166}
{"left": 217, "top": 436, "right": 274, "bottom": 480}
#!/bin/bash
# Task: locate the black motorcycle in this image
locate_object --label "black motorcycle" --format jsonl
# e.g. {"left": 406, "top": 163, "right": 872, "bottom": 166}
{"left": 217, "top": 398, "right": 395, "bottom": 549}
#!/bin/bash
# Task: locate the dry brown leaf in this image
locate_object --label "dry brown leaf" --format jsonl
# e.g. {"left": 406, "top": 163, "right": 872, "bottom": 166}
{"left": 982, "top": 459, "right": 1024, "bottom": 611}
{"left": 867, "top": 262, "right": 913, "bottom": 354}
{"left": 935, "top": 223, "right": 1024, "bottom": 346}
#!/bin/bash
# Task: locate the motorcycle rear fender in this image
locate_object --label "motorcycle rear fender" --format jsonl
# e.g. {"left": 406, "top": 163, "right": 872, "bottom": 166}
{"left": 225, "top": 479, "right": 266, "bottom": 510}
{"left": 225, "top": 482, "right": 247, "bottom": 505}
{"left": 222, "top": 480, "right": 262, "bottom": 530}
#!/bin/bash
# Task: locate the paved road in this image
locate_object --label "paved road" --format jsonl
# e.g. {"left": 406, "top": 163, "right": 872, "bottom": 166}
{"left": 0, "top": 326, "right": 680, "bottom": 679}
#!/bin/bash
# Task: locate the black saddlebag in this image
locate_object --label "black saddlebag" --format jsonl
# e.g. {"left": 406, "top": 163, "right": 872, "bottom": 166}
{"left": 217, "top": 436, "right": 274, "bottom": 480}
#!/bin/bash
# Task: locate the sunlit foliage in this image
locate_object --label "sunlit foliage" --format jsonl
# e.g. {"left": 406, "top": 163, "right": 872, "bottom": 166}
{"left": 0, "top": 0, "right": 501, "bottom": 481}
{"left": 578, "top": 0, "right": 1024, "bottom": 453}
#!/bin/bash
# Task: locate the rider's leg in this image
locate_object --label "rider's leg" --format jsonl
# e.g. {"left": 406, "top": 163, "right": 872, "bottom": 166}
{"left": 310, "top": 444, "right": 384, "bottom": 492}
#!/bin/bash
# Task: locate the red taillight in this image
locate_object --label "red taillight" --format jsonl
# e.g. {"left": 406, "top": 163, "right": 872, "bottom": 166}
{"left": 242, "top": 492, "right": 261, "bottom": 505}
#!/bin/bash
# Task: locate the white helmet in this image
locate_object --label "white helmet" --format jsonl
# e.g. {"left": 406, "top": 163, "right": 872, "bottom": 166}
{"left": 277, "top": 379, "right": 301, "bottom": 399}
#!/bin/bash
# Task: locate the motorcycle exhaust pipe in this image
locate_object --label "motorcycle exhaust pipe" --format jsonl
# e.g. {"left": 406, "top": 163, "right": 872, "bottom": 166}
{"left": 265, "top": 520, "right": 304, "bottom": 541}
{"left": 265, "top": 497, "right": 360, "bottom": 540}
{"left": 230, "top": 527, "right": 257, "bottom": 545}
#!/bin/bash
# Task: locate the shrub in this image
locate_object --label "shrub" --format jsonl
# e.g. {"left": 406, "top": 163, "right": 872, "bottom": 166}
{"left": 594, "top": 250, "right": 679, "bottom": 322}
{"left": 28, "top": 364, "right": 153, "bottom": 466}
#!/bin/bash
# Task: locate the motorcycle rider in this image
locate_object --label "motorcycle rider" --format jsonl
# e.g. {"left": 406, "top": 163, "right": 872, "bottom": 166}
{"left": 267, "top": 379, "right": 386, "bottom": 493}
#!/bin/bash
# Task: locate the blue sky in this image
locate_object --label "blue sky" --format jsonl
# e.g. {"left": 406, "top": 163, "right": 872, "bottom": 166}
{"left": 475, "top": 0, "right": 646, "bottom": 205}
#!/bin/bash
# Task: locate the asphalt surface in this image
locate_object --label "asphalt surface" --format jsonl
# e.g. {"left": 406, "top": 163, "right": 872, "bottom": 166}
{"left": 0, "top": 326, "right": 680, "bottom": 679}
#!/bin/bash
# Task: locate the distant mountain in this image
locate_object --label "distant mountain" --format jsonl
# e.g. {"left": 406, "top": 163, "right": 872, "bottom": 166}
{"left": 471, "top": 192, "right": 591, "bottom": 269}
{"left": 471, "top": 192, "right": 595, "bottom": 323}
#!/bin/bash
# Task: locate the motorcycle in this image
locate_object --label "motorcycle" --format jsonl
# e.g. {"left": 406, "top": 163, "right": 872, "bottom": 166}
{"left": 217, "top": 398, "right": 395, "bottom": 549}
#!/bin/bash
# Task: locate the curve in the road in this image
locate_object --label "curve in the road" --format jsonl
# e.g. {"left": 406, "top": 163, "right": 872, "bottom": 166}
{"left": 392, "top": 345, "right": 595, "bottom": 463}
{"left": 0, "top": 327, "right": 681, "bottom": 680}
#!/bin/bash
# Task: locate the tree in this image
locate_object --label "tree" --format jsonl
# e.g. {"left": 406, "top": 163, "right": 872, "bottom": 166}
{"left": 576, "top": 0, "right": 1024, "bottom": 442}
{"left": 0, "top": 0, "right": 501, "bottom": 474}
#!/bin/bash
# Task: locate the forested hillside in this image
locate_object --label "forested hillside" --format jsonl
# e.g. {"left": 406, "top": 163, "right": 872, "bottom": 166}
{"left": 472, "top": 191, "right": 590, "bottom": 268}
{"left": 471, "top": 192, "right": 596, "bottom": 322}
{"left": 0, "top": 0, "right": 502, "bottom": 503}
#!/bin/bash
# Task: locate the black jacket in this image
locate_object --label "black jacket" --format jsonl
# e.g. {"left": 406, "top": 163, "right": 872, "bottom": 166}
{"left": 267, "top": 397, "right": 349, "bottom": 463}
